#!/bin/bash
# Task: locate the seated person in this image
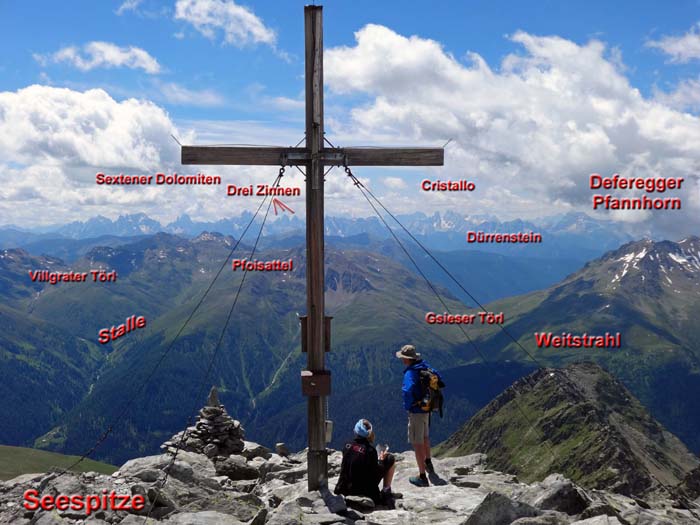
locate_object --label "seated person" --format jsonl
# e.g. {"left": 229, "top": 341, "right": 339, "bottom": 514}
{"left": 334, "top": 419, "right": 397, "bottom": 507}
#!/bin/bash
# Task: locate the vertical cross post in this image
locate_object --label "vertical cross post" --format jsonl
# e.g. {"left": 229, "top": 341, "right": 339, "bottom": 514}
{"left": 304, "top": 4, "right": 327, "bottom": 491}
{"left": 180, "top": 4, "right": 443, "bottom": 492}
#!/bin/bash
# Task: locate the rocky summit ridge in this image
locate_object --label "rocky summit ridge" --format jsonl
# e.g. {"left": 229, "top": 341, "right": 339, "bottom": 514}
{"left": 438, "top": 362, "right": 699, "bottom": 498}
{"left": 2, "top": 386, "right": 700, "bottom": 524}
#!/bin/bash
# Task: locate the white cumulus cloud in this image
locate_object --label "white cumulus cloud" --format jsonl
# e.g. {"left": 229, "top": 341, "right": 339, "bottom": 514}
{"left": 35, "top": 41, "right": 161, "bottom": 74}
{"left": 0, "top": 85, "right": 180, "bottom": 170}
{"left": 6, "top": 25, "right": 700, "bottom": 238}
{"left": 383, "top": 177, "right": 407, "bottom": 190}
{"left": 174, "top": 0, "right": 276, "bottom": 47}
{"left": 654, "top": 77, "right": 700, "bottom": 113}
{"left": 324, "top": 24, "right": 700, "bottom": 238}
{"left": 0, "top": 85, "right": 307, "bottom": 227}
{"left": 647, "top": 22, "right": 700, "bottom": 63}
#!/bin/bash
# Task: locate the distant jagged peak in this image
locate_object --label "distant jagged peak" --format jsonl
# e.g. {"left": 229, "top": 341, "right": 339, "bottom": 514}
{"left": 115, "top": 212, "right": 151, "bottom": 221}
{"left": 55, "top": 213, "right": 162, "bottom": 239}
{"left": 193, "top": 231, "right": 224, "bottom": 242}
{"left": 568, "top": 236, "right": 700, "bottom": 294}
{"left": 166, "top": 213, "right": 195, "bottom": 229}
{"left": 192, "top": 231, "right": 236, "bottom": 246}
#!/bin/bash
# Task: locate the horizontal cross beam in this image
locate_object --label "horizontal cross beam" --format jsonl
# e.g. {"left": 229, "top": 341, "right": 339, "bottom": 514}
{"left": 181, "top": 146, "right": 444, "bottom": 167}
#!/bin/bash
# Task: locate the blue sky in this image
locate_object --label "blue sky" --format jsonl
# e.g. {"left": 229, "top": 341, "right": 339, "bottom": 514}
{"left": 1, "top": 1, "right": 700, "bottom": 237}
{"left": 3, "top": 0, "right": 698, "bottom": 122}
{"left": 0, "top": 0, "right": 700, "bottom": 119}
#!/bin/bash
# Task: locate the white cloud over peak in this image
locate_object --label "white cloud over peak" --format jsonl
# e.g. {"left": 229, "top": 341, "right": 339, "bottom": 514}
{"left": 324, "top": 24, "right": 700, "bottom": 237}
{"left": 646, "top": 22, "right": 700, "bottom": 63}
{"left": 174, "top": 0, "right": 276, "bottom": 47}
{"left": 35, "top": 41, "right": 161, "bottom": 74}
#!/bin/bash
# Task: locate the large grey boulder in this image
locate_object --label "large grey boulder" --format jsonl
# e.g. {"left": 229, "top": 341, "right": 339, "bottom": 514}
{"left": 266, "top": 500, "right": 352, "bottom": 525}
{"left": 465, "top": 492, "right": 540, "bottom": 525}
{"left": 33, "top": 514, "right": 69, "bottom": 524}
{"left": 214, "top": 455, "right": 260, "bottom": 481}
{"left": 3, "top": 472, "right": 44, "bottom": 487}
{"left": 164, "top": 510, "right": 246, "bottom": 524}
{"left": 180, "top": 491, "right": 266, "bottom": 522}
{"left": 344, "top": 495, "right": 375, "bottom": 512}
{"left": 511, "top": 516, "right": 571, "bottom": 525}
{"left": 257, "top": 453, "right": 303, "bottom": 482}
{"left": 120, "top": 517, "right": 155, "bottom": 524}
{"left": 524, "top": 474, "right": 592, "bottom": 515}
{"left": 118, "top": 454, "right": 172, "bottom": 478}
{"left": 242, "top": 441, "right": 272, "bottom": 460}
{"left": 118, "top": 451, "right": 217, "bottom": 490}
{"left": 265, "top": 465, "right": 308, "bottom": 484}
{"left": 571, "top": 517, "right": 625, "bottom": 525}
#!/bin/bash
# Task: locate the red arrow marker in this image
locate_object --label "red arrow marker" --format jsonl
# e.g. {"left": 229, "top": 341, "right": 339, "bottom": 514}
{"left": 272, "top": 197, "right": 295, "bottom": 216}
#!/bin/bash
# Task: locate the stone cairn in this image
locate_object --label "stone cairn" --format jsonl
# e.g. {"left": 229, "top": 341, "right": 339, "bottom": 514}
{"left": 161, "top": 386, "right": 245, "bottom": 458}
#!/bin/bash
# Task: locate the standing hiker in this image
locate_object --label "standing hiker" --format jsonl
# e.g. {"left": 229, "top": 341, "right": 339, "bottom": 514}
{"left": 396, "top": 344, "right": 444, "bottom": 487}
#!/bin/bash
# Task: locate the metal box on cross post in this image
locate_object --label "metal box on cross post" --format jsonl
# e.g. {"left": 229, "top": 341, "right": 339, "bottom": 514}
{"left": 301, "top": 370, "right": 331, "bottom": 397}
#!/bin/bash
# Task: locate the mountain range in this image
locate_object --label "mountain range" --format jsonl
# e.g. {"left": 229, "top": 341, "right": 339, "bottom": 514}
{"left": 1, "top": 227, "right": 700, "bottom": 468}
{"left": 4, "top": 233, "right": 476, "bottom": 464}
{"left": 2, "top": 210, "right": 634, "bottom": 260}
{"left": 457, "top": 236, "right": 700, "bottom": 453}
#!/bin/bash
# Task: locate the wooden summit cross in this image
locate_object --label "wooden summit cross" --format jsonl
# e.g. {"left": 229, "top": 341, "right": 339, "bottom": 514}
{"left": 181, "top": 5, "right": 443, "bottom": 490}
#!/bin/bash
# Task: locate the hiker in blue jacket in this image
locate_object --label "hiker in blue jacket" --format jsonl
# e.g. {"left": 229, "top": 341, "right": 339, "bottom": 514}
{"left": 396, "top": 344, "right": 441, "bottom": 487}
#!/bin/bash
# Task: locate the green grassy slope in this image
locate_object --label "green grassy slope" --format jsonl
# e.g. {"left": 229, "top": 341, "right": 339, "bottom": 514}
{"left": 437, "top": 363, "right": 699, "bottom": 496}
{"left": 0, "top": 445, "right": 116, "bottom": 481}
{"left": 0, "top": 304, "right": 104, "bottom": 445}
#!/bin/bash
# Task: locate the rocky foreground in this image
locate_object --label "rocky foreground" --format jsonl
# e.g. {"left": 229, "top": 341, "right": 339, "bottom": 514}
{"left": 2, "top": 442, "right": 700, "bottom": 524}
{"left": 2, "top": 385, "right": 699, "bottom": 524}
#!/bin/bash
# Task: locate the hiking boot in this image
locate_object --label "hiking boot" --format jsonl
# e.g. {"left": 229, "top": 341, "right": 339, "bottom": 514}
{"left": 409, "top": 474, "right": 429, "bottom": 487}
{"left": 381, "top": 487, "right": 396, "bottom": 509}
{"left": 425, "top": 458, "right": 436, "bottom": 474}
{"left": 382, "top": 487, "right": 403, "bottom": 499}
